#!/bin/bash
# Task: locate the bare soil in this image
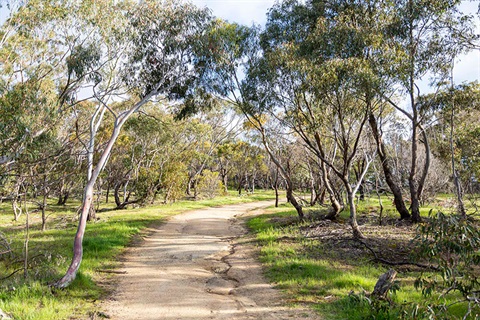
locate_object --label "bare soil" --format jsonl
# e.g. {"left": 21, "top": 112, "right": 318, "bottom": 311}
{"left": 98, "top": 201, "right": 320, "bottom": 320}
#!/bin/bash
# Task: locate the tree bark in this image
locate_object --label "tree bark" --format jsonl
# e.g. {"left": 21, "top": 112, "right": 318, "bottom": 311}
{"left": 368, "top": 111, "right": 411, "bottom": 220}
{"left": 274, "top": 168, "right": 279, "bottom": 207}
{"left": 55, "top": 186, "right": 94, "bottom": 288}
{"left": 286, "top": 184, "right": 304, "bottom": 220}
{"left": 409, "top": 122, "right": 421, "bottom": 222}
{"left": 114, "top": 183, "right": 122, "bottom": 208}
{"left": 41, "top": 192, "right": 47, "bottom": 232}
{"left": 322, "top": 162, "right": 343, "bottom": 220}
{"left": 417, "top": 126, "right": 430, "bottom": 204}
{"left": 55, "top": 91, "right": 154, "bottom": 288}
{"left": 347, "top": 189, "right": 364, "bottom": 239}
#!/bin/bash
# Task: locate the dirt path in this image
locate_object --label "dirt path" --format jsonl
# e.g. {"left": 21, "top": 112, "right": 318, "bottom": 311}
{"left": 100, "top": 201, "right": 320, "bottom": 320}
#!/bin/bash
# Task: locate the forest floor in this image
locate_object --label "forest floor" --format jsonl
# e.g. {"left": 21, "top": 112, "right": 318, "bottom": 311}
{"left": 98, "top": 201, "right": 321, "bottom": 320}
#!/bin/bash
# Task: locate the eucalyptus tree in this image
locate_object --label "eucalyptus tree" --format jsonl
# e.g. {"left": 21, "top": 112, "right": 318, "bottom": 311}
{"left": 196, "top": 20, "right": 306, "bottom": 219}
{"left": 425, "top": 82, "right": 480, "bottom": 216}
{"left": 252, "top": 0, "right": 387, "bottom": 237}
{"left": 0, "top": 3, "right": 61, "bottom": 169}
{"left": 379, "top": 0, "right": 478, "bottom": 221}
{"left": 54, "top": 0, "right": 214, "bottom": 288}
{"left": 0, "top": 0, "right": 90, "bottom": 222}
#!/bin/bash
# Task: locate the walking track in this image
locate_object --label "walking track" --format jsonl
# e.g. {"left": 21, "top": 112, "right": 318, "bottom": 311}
{"left": 101, "top": 201, "right": 320, "bottom": 320}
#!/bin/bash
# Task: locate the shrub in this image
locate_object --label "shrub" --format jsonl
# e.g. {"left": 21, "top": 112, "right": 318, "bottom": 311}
{"left": 196, "top": 170, "right": 223, "bottom": 199}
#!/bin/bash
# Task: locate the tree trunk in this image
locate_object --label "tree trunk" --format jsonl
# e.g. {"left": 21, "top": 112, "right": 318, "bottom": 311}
{"left": 222, "top": 170, "right": 228, "bottom": 193}
{"left": 105, "top": 180, "right": 111, "bottom": 203}
{"left": 57, "top": 194, "right": 64, "bottom": 206}
{"left": 12, "top": 181, "right": 22, "bottom": 221}
{"left": 347, "top": 189, "right": 364, "bottom": 239}
{"left": 57, "top": 190, "right": 70, "bottom": 205}
{"left": 274, "top": 168, "right": 279, "bottom": 207}
{"left": 63, "top": 191, "right": 70, "bottom": 205}
{"left": 114, "top": 184, "right": 122, "bottom": 208}
{"left": 309, "top": 179, "right": 316, "bottom": 206}
{"left": 55, "top": 188, "right": 94, "bottom": 288}
{"left": 193, "top": 179, "right": 199, "bottom": 199}
{"left": 186, "top": 176, "right": 193, "bottom": 196}
{"left": 287, "top": 184, "right": 304, "bottom": 220}
{"left": 322, "top": 163, "right": 343, "bottom": 220}
{"left": 318, "top": 187, "right": 326, "bottom": 205}
{"left": 368, "top": 111, "right": 411, "bottom": 220}
{"left": 237, "top": 174, "right": 243, "bottom": 195}
{"left": 12, "top": 198, "right": 22, "bottom": 221}
{"left": 87, "top": 205, "right": 96, "bottom": 221}
{"left": 41, "top": 191, "right": 47, "bottom": 232}
{"left": 358, "top": 184, "right": 365, "bottom": 201}
{"left": 24, "top": 203, "right": 29, "bottom": 279}
{"left": 417, "top": 126, "right": 430, "bottom": 204}
{"left": 55, "top": 89, "right": 157, "bottom": 288}
{"left": 375, "top": 175, "right": 384, "bottom": 226}
{"left": 409, "top": 123, "right": 421, "bottom": 222}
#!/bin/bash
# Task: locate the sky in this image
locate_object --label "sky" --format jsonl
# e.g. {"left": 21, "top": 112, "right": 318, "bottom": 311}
{"left": 191, "top": 0, "right": 480, "bottom": 90}
{"left": 190, "top": 0, "right": 276, "bottom": 26}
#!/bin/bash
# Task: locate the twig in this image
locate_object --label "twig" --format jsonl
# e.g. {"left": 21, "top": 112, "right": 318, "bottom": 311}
{"left": 96, "top": 269, "right": 127, "bottom": 274}
{"left": 0, "top": 268, "right": 23, "bottom": 281}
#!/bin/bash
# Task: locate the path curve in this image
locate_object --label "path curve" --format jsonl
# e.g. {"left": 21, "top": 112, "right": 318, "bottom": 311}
{"left": 100, "top": 201, "right": 320, "bottom": 320}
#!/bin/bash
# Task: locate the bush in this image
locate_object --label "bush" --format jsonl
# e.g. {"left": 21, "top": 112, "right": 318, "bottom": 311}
{"left": 196, "top": 170, "right": 223, "bottom": 199}
{"left": 411, "top": 212, "right": 480, "bottom": 318}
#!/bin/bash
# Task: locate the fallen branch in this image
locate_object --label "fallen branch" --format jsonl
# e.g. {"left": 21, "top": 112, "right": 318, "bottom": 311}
{"left": 357, "top": 240, "right": 439, "bottom": 271}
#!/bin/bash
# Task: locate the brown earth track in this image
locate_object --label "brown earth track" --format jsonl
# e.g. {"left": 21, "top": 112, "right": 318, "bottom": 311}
{"left": 99, "top": 201, "right": 320, "bottom": 320}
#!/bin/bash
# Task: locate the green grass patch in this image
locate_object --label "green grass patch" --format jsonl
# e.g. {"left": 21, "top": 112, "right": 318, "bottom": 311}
{"left": 247, "top": 197, "right": 479, "bottom": 319}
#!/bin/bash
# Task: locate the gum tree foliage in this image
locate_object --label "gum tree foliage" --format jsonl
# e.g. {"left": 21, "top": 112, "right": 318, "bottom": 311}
{"left": 0, "top": 1, "right": 72, "bottom": 169}
{"left": 408, "top": 212, "right": 480, "bottom": 318}
{"left": 379, "top": 0, "right": 478, "bottom": 222}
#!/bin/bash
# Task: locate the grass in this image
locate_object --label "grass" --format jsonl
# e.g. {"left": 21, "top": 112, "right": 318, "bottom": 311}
{"left": 0, "top": 189, "right": 276, "bottom": 319}
{"left": 247, "top": 195, "right": 480, "bottom": 319}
